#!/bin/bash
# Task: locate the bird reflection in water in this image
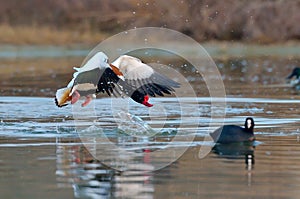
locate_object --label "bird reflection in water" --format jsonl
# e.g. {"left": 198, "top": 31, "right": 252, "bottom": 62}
{"left": 55, "top": 137, "right": 155, "bottom": 199}
{"left": 212, "top": 142, "right": 256, "bottom": 186}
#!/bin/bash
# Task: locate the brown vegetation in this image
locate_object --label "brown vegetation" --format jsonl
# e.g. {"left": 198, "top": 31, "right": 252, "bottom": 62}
{"left": 0, "top": 24, "right": 107, "bottom": 45}
{"left": 0, "top": 0, "right": 299, "bottom": 44}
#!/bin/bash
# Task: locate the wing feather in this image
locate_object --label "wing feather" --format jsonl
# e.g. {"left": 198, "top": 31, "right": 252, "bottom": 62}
{"left": 111, "top": 55, "right": 180, "bottom": 98}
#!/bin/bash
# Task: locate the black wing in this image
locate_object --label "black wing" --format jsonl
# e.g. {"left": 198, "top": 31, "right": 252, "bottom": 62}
{"left": 72, "top": 67, "right": 179, "bottom": 106}
{"left": 73, "top": 68, "right": 121, "bottom": 96}
{"left": 125, "top": 72, "right": 180, "bottom": 97}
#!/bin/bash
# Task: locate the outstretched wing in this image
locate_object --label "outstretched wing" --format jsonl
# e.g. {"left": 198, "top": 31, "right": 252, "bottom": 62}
{"left": 71, "top": 67, "right": 120, "bottom": 97}
{"left": 111, "top": 55, "right": 180, "bottom": 97}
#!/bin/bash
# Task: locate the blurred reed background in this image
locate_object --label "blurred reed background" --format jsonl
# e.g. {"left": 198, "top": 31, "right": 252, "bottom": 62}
{"left": 0, "top": 0, "right": 299, "bottom": 45}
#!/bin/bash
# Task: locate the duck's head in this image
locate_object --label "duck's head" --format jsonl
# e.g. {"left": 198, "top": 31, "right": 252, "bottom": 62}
{"left": 244, "top": 117, "right": 255, "bottom": 131}
{"left": 287, "top": 67, "right": 300, "bottom": 79}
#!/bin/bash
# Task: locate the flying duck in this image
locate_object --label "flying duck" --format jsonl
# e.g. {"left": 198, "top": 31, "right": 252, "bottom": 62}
{"left": 210, "top": 117, "right": 255, "bottom": 144}
{"left": 55, "top": 52, "right": 180, "bottom": 107}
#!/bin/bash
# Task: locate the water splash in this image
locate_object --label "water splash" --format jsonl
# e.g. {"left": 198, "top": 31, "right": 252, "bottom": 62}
{"left": 116, "top": 111, "right": 156, "bottom": 137}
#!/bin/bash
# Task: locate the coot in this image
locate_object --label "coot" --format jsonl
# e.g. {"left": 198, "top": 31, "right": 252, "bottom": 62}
{"left": 210, "top": 117, "right": 255, "bottom": 144}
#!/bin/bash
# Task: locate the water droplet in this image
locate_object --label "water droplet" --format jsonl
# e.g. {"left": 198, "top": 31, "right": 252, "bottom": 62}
{"left": 266, "top": 67, "right": 273, "bottom": 72}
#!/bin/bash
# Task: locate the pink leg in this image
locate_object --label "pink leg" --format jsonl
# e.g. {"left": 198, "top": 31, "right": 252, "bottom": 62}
{"left": 81, "top": 95, "right": 93, "bottom": 107}
{"left": 71, "top": 90, "right": 80, "bottom": 104}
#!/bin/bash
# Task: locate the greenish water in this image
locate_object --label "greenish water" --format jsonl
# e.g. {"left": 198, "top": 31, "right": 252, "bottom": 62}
{"left": 0, "top": 43, "right": 299, "bottom": 59}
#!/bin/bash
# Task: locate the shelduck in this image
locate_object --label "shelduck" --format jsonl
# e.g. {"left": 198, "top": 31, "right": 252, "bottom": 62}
{"left": 55, "top": 52, "right": 180, "bottom": 107}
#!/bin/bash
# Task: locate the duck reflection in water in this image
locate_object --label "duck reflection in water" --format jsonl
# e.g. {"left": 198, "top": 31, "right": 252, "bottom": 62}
{"left": 56, "top": 137, "right": 155, "bottom": 199}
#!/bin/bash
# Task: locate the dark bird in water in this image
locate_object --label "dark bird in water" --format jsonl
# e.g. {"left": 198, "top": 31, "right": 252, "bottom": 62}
{"left": 210, "top": 117, "right": 255, "bottom": 144}
{"left": 286, "top": 67, "right": 300, "bottom": 89}
{"left": 55, "top": 52, "right": 180, "bottom": 107}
